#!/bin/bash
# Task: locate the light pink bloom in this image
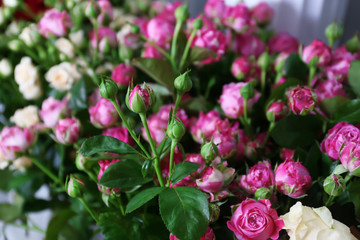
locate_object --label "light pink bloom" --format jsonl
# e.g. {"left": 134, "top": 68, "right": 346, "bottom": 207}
{"left": 97, "top": 0, "right": 113, "bottom": 25}
{"left": 325, "top": 46, "right": 354, "bottom": 82}
{"left": 196, "top": 166, "right": 224, "bottom": 193}
{"left": 39, "top": 97, "right": 69, "bottom": 128}
{"left": 0, "top": 126, "right": 34, "bottom": 160}
{"left": 267, "top": 100, "right": 289, "bottom": 121}
{"left": 275, "top": 159, "right": 312, "bottom": 198}
{"left": 302, "top": 39, "right": 332, "bottom": 67}
{"left": 38, "top": 9, "right": 73, "bottom": 37}
{"left": 340, "top": 142, "right": 360, "bottom": 175}
{"left": 268, "top": 33, "right": 299, "bottom": 54}
{"left": 190, "top": 110, "right": 221, "bottom": 143}
{"left": 185, "top": 154, "right": 205, "bottom": 174}
{"left": 111, "top": 64, "right": 135, "bottom": 88}
{"left": 142, "top": 43, "right": 165, "bottom": 59}
{"left": 89, "top": 88, "right": 101, "bottom": 106}
{"left": 90, "top": 27, "right": 117, "bottom": 52}
{"left": 240, "top": 160, "right": 275, "bottom": 194}
{"left": 55, "top": 117, "right": 80, "bottom": 144}
{"left": 102, "top": 126, "right": 133, "bottom": 146}
{"left": 222, "top": 3, "right": 252, "bottom": 33}
{"left": 89, "top": 98, "right": 118, "bottom": 129}
{"left": 213, "top": 130, "right": 237, "bottom": 158}
{"left": 315, "top": 79, "right": 346, "bottom": 102}
{"left": 219, "top": 82, "right": 260, "bottom": 119}
{"left": 170, "top": 227, "right": 215, "bottom": 240}
{"left": 231, "top": 57, "right": 252, "bottom": 80}
{"left": 227, "top": 199, "right": 284, "bottom": 240}
{"left": 146, "top": 17, "right": 174, "bottom": 47}
{"left": 156, "top": 1, "right": 181, "bottom": 24}
{"left": 251, "top": 2, "right": 274, "bottom": 25}
{"left": 233, "top": 34, "right": 265, "bottom": 58}
{"left": 287, "top": 85, "right": 317, "bottom": 115}
{"left": 204, "top": 0, "right": 226, "bottom": 20}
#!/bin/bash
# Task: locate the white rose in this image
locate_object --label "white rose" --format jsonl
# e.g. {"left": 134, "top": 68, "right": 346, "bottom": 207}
{"left": 19, "top": 24, "right": 39, "bottom": 47}
{"left": 96, "top": 62, "right": 114, "bottom": 75}
{"left": 55, "top": 38, "right": 75, "bottom": 59}
{"left": 69, "top": 30, "right": 84, "bottom": 48}
{"left": 3, "top": 0, "right": 19, "bottom": 7}
{"left": 6, "top": 21, "right": 20, "bottom": 35}
{"left": 0, "top": 58, "right": 12, "bottom": 77}
{"left": 110, "top": 8, "right": 135, "bottom": 30}
{"left": 11, "top": 105, "right": 40, "bottom": 128}
{"left": 19, "top": 81, "right": 42, "bottom": 100}
{"left": 11, "top": 156, "right": 32, "bottom": 171}
{"left": 281, "top": 201, "right": 356, "bottom": 240}
{"left": 45, "top": 62, "right": 81, "bottom": 92}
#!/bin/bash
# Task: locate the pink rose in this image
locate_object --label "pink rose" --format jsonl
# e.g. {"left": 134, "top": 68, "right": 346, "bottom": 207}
{"left": 89, "top": 88, "right": 101, "bottom": 106}
{"left": 236, "top": 129, "right": 249, "bottom": 160}
{"left": 231, "top": 57, "right": 253, "bottom": 80}
{"left": 156, "top": 1, "right": 181, "bottom": 24}
{"left": 266, "top": 100, "right": 289, "bottom": 121}
{"left": 325, "top": 46, "right": 354, "bottom": 82}
{"left": 97, "top": 0, "right": 113, "bottom": 25}
{"left": 38, "top": 9, "right": 73, "bottom": 37}
{"left": 146, "top": 17, "right": 174, "bottom": 47}
{"left": 142, "top": 43, "right": 165, "bottom": 59}
{"left": 204, "top": 0, "right": 226, "bottom": 21}
{"left": 315, "top": 79, "right": 346, "bottom": 102}
{"left": 213, "top": 130, "right": 237, "bottom": 158}
{"left": 55, "top": 117, "right": 80, "bottom": 144}
{"left": 185, "top": 154, "right": 205, "bottom": 174}
{"left": 196, "top": 166, "right": 224, "bottom": 193}
{"left": 133, "top": 17, "right": 148, "bottom": 36}
{"left": 111, "top": 64, "right": 135, "bottom": 88}
{"left": 275, "top": 159, "right": 312, "bottom": 198}
{"left": 340, "top": 142, "right": 360, "bottom": 176}
{"left": 302, "top": 39, "right": 331, "bottom": 67}
{"left": 90, "top": 27, "right": 117, "bottom": 52}
{"left": 227, "top": 199, "right": 284, "bottom": 240}
{"left": 219, "top": 82, "right": 260, "bottom": 119}
{"left": 39, "top": 97, "right": 69, "bottom": 128}
{"left": 233, "top": 34, "right": 265, "bottom": 58}
{"left": 190, "top": 110, "right": 221, "bottom": 143}
{"left": 128, "top": 84, "right": 154, "bottom": 113}
{"left": 321, "top": 122, "right": 360, "bottom": 160}
{"left": 273, "top": 76, "right": 286, "bottom": 89}
{"left": 280, "top": 148, "right": 295, "bottom": 161}
{"left": 287, "top": 85, "right": 317, "bottom": 115}
{"left": 223, "top": 3, "right": 252, "bottom": 33}
{"left": 240, "top": 160, "right": 275, "bottom": 194}
{"left": 268, "top": 33, "right": 299, "bottom": 54}
{"left": 251, "top": 2, "right": 274, "bottom": 26}
{"left": 0, "top": 126, "right": 34, "bottom": 160}
{"left": 97, "top": 159, "right": 120, "bottom": 194}
{"left": 89, "top": 98, "right": 119, "bottom": 129}
{"left": 187, "top": 15, "right": 216, "bottom": 32}
{"left": 102, "top": 126, "right": 133, "bottom": 146}
{"left": 170, "top": 227, "right": 215, "bottom": 240}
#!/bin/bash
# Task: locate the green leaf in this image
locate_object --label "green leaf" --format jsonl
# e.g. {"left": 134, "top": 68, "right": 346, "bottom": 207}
{"left": 171, "top": 162, "right": 200, "bottom": 184}
{"left": 78, "top": 136, "right": 139, "bottom": 156}
{"left": 348, "top": 180, "right": 360, "bottom": 218}
{"left": 189, "top": 47, "right": 216, "bottom": 64}
{"left": 265, "top": 78, "right": 302, "bottom": 108}
{"left": 0, "top": 203, "right": 22, "bottom": 222}
{"left": 270, "top": 115, "right": 323, "bottom": 149}
{"left": 100, "top": 159, "right": 152, "bottom": 188}
{"left": 334, "top": 99, "right": 360, "bottom": 124}
{"left": 132, "top": 58, "right": 175, "bottom": 92}
{"left": 45, "top": 209, "right": 75, "bottom": 240}
{"left": 126, "top": 187, "right": 165, "bottom": 214}
{"left": 159, "top": 187, "right": 209, "bottom": 240}
{"left": 348, "top": 60, "right": 360, "bottom": 97}
{"left": 180, "top": 96, "right": 210, "bottom": 113}
{"left": 69, "top": 78, "right": 88, "bottom": 111}
{"left": 284, "top": 53, "right": 309, "bottom": 80}
{"left": 319, "top": 96, "right": 349, "bottom": 119}
{"left": 141, "top": 159, "right": 153, "bottom": 177}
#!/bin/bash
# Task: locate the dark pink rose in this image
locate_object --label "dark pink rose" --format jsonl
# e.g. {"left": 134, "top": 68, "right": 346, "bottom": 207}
{"left": 223, "top": 3, "right": 252, "bottom": 33}
{"left": 273, "top": 76, "right": 286, "bottom": 89}
{"left": 38, "top": 9, "right": 72, "bottom": 37}
{"left": 227, "top": 199, "right": 284, "bottom": 240}
{"left": 90, "top": 27, "right": 117, "bottom": 52}
{"left": 233, "top": 34, "right": 265, "bottom": 57}
{"left": 156, "top": 1, "right": 181, "bottom": 24}
{"left": 111, "top": 63, "right": 135, "bottom": 88}
{"left": 89, "top": 98, "right": 118, "bottom": 129}
{"left": 55, "top": 117, "right": 80, "bottom": 144}
{"left": 302, "top": 39, "right": 332, "bottom": 67}
{"left": 266, "top": 100, "right": 289, "bottom": 121}
{"left": 213, "top": 129, "right": 237, "bottom": 159}
{"left": 268, "top": 33, "right": 299, "bottom": 54}
{"left": 39, "top": 97, "right": 69, "bottom": 128}
{"left": 232, "top": 57, "right": 253, "bottom": 80}
{"left": 102, "top": 126, "right": 133, "bottom": 146}
{"left": 97, "top": 159, "right": 120, "bottom": 194}
{"left": 240, "top": 160, "right": 275, "bottom": 194}
{"left": 280, "top": 148, "right": 295, "bottom": 161}
{"left": 0, "top": 126, "right": 34, "bottom": 160}
{"left": 275, "top": 159, "right": 312, "bottom": 198}
{"left": 170, "top": 227, "right": 215, "bottom": 240}
{"left": 340, "top": 142, "right": 360, "bottom": 176}
{"left": 146, "top": 17, "right": 174, "bottom": 47}
{"left": 190, "top": 110, "right": 221, "bottom": 143}
{"left": 204, "top": 0, "right": 226, "bottom": 21}
{"left": 142, "top": 43, "right": 165, "bottom": 59}
{"left": 236, "top": 129, "right": 249, "bottom": 160}
{"left": 251, "top": 2, "right": 274, "bottom": 26}
{"left": 287, "top": 85, "right": 317, "bottom": 115}
{"left": 325, "top": 46, "right": 354, "bottom": 82}
{"left": 315, "top": 79, "right": 346, "bottom": 102}
{"left": 196, "top": 166, "right": 224, "bottom": 193}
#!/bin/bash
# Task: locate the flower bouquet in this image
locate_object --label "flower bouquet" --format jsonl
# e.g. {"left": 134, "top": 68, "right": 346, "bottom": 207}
{"left": 0, "top": 0, "right": 360, "bottom": 239}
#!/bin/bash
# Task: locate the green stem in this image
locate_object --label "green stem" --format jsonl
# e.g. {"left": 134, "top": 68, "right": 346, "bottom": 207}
{"left": 30, "top": 157, "right": 62, "bottom": 185}
{"left": 172, "top": 93, "right": 183, "bottom": 121}
{"left": 139, "top": 113, "right": 165, "bottom": 187}
{"left": 166, "top": 140, "right": 177, "bottom": 187}
{"left": 261, "top": 69, "right": 266, "bottom": 95}
{"left": 116, "top": 195, "right": 126, "bottom": 216}
{"left": 329, "top": 38, "right": 334, "bottom": 48}
{"left": 325, "top": 195, "right": 335, "bottom": 207}
{"left": 79, "top": 198, "right": 99, "bottom": 223}
{"left": 171, "top": 21, "right": 183, "bottom": 61}
{"left": 9, "top": 223, "right": 45, "bottom": 234}
{"left": 110, "top": 99, "right": 151, "bottom": 159}
{"left": 243, "top": 99, "right": 248, "bottom": 123}
{"left": 179, "top": 28, "right": 197, "bottom": 72}
{"left": 308, "top": 65, "right": 316, "bottom": 86}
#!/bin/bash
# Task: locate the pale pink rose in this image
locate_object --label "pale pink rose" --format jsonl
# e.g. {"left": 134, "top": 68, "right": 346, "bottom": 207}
{"left": 302, "top": 39, "right": 332, "bottom": 67}
{"left": 196, "top": 166, "right": 224, "bottom": 193}
{"left": 191, "top": 28, "right": 227, "bottom": 64}
{"left": 251, "top": 2, "right": 274, "bottom": 25}
{"left": 266, "top": 100, "right": 289, "bottom": 121}
{"left": 102, "top": 126, "right": 133, "bottom": 146}
{"left": 97, "top": 0, "right": 113, "bottom": 25}
{"left": 89, "top": 98, "right": 119, "bottom": 129}
{"left": 321, "top": 122, "right": 360, "bottom": 160}
{"left": 0, "top": 126, "right": 34, "bottom": 160}
{"left": 170, "top": 227, "right": 215, "bottom": 240}
{"left": 55, "top": 117, "right": 80, "bottom": 144}
{"left": 157, "top": 1, "right": 181, "bottom": 24}
{"left": 275, "top": 159, "right": 312, "bottom": 198}
{"left": 89, "top": 88, "right": 101, "bottom": 106}
{"left": 39, "top": 97, "right": 69, "bottom": 128}
{"left": 142, "top": 43, "right": 165, "bottom": 59}
{"left": 219, "top": 82, "right": 261, "bottom": 119}
{"left": 213, "top": 130, "right": 237, "bottom": 158}
{"left": 185, "top": 154, "right": 205, "bottom": 174}
{"left": 204, "top": 0, "right": 226, "bottom": 21}
{"left": 315, "top": 79, "right": 346, "bottom": 102}
{"left": 287, "top": 85, "right": 317, "bottom": 115}
{"left": 97, "top": 159, "right": 120, "bottom": 194}
{"left": 90, "top": 27, "right": 117, "bottom": 52}
{"left": 268, "top": 33, "right": 299, "bottom": 54}
{"left": 190, "top": 110, "right": 221, "bottom": 143}
{"left": 280, "top": 148, "right": 295, "bottom": 161}
{"left": 38, "top": 9, "right": 73, "bottom": 37}
{"left": 222, "top": 3, "right": 252, "bottom": 33}
{"left": 111, "top": 63, "right": 135, "bottom": 88}
{"left": 146, "top": 17, "right": 174, "bottom": 47}
{"left": 240, "top": 160, "right": 275, "bottom": 194}
{"left": 233, "top": 34, "right": 265, "bottom": 58}
{"left": 227, "top": 199, "right": 284, "bottom": 240}
{"left": 340, "top": 142, "right": 360, "bottom": 176}
{"left": 325, "top": 46, "right": 354, "bottom": 82}
{"left": 231, "top": 57, "right": 252, "bottom": 80}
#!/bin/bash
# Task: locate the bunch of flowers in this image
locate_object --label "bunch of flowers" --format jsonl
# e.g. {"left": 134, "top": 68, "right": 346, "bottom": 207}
{"left": 0, "top": 0, "right": 360, "bottom": 239}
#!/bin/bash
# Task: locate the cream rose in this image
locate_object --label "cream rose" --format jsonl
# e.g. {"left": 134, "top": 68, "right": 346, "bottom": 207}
{"left": 281, "top": 201, "right": 356, "bottom": 240}
{"left": 11, "top": 156, "right": 32, "bottom": 171}
{"left": 6, "top": 21, "right": 21, "bottom": 35}
{"left": 69, "top": 30, "right": 84, "bottom": 48}
{"left": 0, "top": 58, "right": 12, "bottom": 77}
{"left": 19, "top": 24, "right": 39, "bottom": 47}
{"left": 11, "top": 105, "right": 40, "bottom": 128}
{"left": 20, "top": 81, "right": 43, "bottom": 100}
{"left": 55, "top": 38, "right": 75, "bottom": 59}
{"left": 45, "top": 62, "right": 81, "bottom": 92}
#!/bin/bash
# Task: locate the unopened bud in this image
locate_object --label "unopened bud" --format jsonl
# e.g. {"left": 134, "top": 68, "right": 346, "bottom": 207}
{"left": 323, "top": 174, "right": 346, "bottom": 197}
{"left": 346, "top": 34, "right": 360, "bottom": 53}
{"left": 240, "top": 82, "right": 255, "bottom": 100}
{"left": 201, "top": 140, "right": 218, "bottom": 163}
{"left": 174, "top": 70, "right": 192, "bottom": 93}
{"left": 130, "top": 24, "right": 140, "bottom": 34}
{"left": 85, "top": 1, "right": 99, "bottom": 19}
{"left": 257, "top": 52, "right": 270, "bottom": 70}
{"left": 175, "top": 4, "right": 189, "bottom": 22}
{"left": 255, "top": 187, "right": 272, "bottom": 200}
{"left": 67, "top": 174, "right": 85, "bottom": 198}
{"left": 325, "top": 21, "right": 343, "bottom": 46}
{"left": 99, "top": 78, "right": 118, "bottom": 100}
{"left": 75, "top": 154, "right": 87, "bottom": 171}
{"left": 193, "top": 18, "right": 203, "bottom": 30}
{"left": 209, "top": 203, "right": 220, "bottom": 223}
{"left": 167, "top": 118, "right": 186, "bottom": 142}
{"left": 126, "top": 83, "right": 155, "bottom": 113}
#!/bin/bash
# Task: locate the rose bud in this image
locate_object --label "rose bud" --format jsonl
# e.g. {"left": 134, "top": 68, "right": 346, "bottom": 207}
{"left": 240, "top": 82, "right": 255, "bottom": 100}
{"left": 287, "top": 85, "right": 317, "bottom": 115}
{"left": 231, "top": 57, "right": 252, "bottom": 80}
{"left": 167, "top": 118, "right": 186, "bottom": 142}
{"left": 75, "top": 154, "right": 87, "bottom": 171}
{"left": 275, "top": 159, "right": 312, "bottom": 198}
{"left": 89, "top": 98, "right": 119, "bottom": 128}
{"left": 146, "top": 17, "right": 174, "bottom": 47}
{"left": 174, "top": 4, "right": 189, "bottom": 22}
{"left": 302, "top": 39, "right": 332, "bottom": 67}
{"left": 0, "top": 126, "right": 35, "bottom": 160}
{"left": 266, "top": 100, "right": 289, "bottom": 122}
{"left": 90, "top": 27, "right": 117, "bottom": 52}
{"left": 174, "top": 70, "right": 192, "bottom": 94}
{"left": 222, "top": 3, "right": 252, "bottom": 33}
{"left": 346, "top": 34, "right": 360, "bottom": 53}
{"left": 55, "top": 117, "right": 80, "bottom": 144}
{"left": 111, "top": 64, "right": 136, "bottom": 89}
{"left": 66, "top": 174, "right": 85, "bottom": 198}
{"left": 251, "top": 2, "right": 274, "bottom": 26}
{"left": 196, "top": 166, "right": 224, "bottom": 193}
{"left": 257, "top": 51, "right": 270, "bottom": 70}
{"left": 99, "top": 78, "right": 118, "bottom": 100}
{"left": 38, "top": 9, "right": 73, "bottom": 38}
{"left": 323, "top": 174, "right": 346, "bottom": 197}
{"left": 85, "top": 1, "right": 100, "bottom": 19}
{"left": 126, "top": 83, "right": 155, "bottom": 114}
{"left": 170, "top": 227, "right": 215, "bottom": 240}
{"left": 255, "top": 187, "right": 272, "bottom": 200}
{"left": 325, "top": 21, "right": 343, "bottom": 46}
{"left": 227, "top": 199, "right": 284, "bottom": 240}
{"left": 102, "top": 126, "right": 133, "bottom": 146}
{"left": 201, "top": 140, "right": 219, "bottom": 163}
{"left": 0, "top": 58, "right": 12, "bottom": 78}
{"left": 340, "top": 142, "right": 360, "bottom": 176}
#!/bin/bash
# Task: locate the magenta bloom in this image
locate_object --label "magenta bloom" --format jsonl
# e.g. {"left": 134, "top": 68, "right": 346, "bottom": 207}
{"left": 55, "top": 117, "right": 80, "bottom": 144}
{"left": 190, "top": 110, "right": 221, "bottom": 143}
{"left": 219, "top": 82, "right": 260, "bottom": 119}
{"left": 251, "top": 2, "right": 274, "bottom": 25}
{"left": 266, "top": 100, "right": 289, "bottom": 121}
{"left": 185, "top": 154, "right": 205, "bottom": 174}
{"left": 97, "top": 0, "right": 114, "bottom": 25}
{"left": 38, "top": 9, "right": 73, "bottom": 37}
{"left": 280, "top": 148, "right": 295, "bottom": 161}
{"left": 287, "top": 85, "right": 317, "bottom": 115}
{"left": 196, "top": 166, "right": 224, "bottom": 193}
{"left": 232, "top": 57, "right": 253, "bottom": 80}
{"left": 268, "top": 33, "right": 299, "bottom": 54}
{"left": 142, "top": 43, "right": 165, "bottom": 59}
{"left": 204, "top": 0, "right": 226, "bottom": 20}
{"left": 146, "top": 17, "right": 174, "bottom": 47}
{"left": 240, "top": 160, "right": 275, "bottom": 194}
{"left": 227, "top": 199, "right": 284, "bottom": 240}
{"left": 325, "top": 46, "right": 354, "bottom": 82}
{"left": 89, "top": 98, "right": 118, "bottom": 129}
{"left": 39, "top": 97, "right": 69, "bottom": 128}
{"left": 102, "top": 126, "right": 133, "bottom": 146}
{"left": 275, "top": 159, "right": 312, "bottom": 198}
{"left": 156, "top": 1, "right": 181, "bottom": 24}
{"left": 111, "top": 64, "right": 135, "bottom": 88}
{"left": 213, "top": 129, "right": 237, "bottom": 159}
{"left": 302, "top": 39, "right": 332, "bottom": 67}
{"left": 233, "top": 34, "right": 265, "bottom": 58}
{"left": 0, "top": 126, "right": 34, "bottom": 160}
{"left": 223, "top": 3, "right": 252, "bottom": 33}
{"left": 340, "top": 142, "right": 360, "bottom": 176}
{"left": 128, "top": 84, "right": 154, "bottom": 113}
{"left": 90, "top": 27, "right": 117, "bottom": 52}
{"left": 170, "top": 227, "right": 215, "bottom": 240}
{"left": 315, "top": 79, "right": 346, "bottom": 102}
{"left": 97, "top": 159, "right": 120, "bottom": 194}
